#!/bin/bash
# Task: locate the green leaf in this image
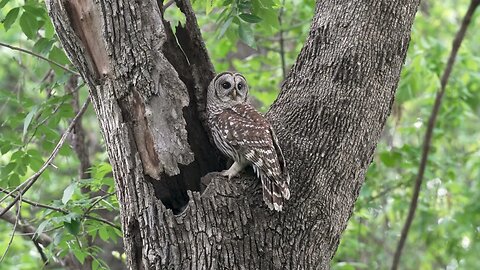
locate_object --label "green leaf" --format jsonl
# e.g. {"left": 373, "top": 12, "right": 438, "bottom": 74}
{"left": 52, "top": 231, "right": 63, "bottom": 245}
{"left": 49, "top": 46, "right": 71, "bottom": 74}
{"left": 29, "top": 157, "right": 43, "bottom": 171}
{"left": 3, "top": 7, "right": 20, "bottom": 31}
{"left": 23, "top": 105, "right": 38, "bottom": 141}
{"left": 238, "top": 1, "right": 252, "bottom": 9}
{"left": 11, "top": 149, "right": 25, "bottom": 161}
{"left": 64, "top": 219, "right": 81, "bottom": 236}
{"left": 62, "top": 183, "right": 76, "bottom": 204}
{"left": 239, "top": 13, "right": 262, "bottom": 23}
{"left": 59, "top": 144, "right": 72, "bottom": 156}
{"left": 33, "top": 38, "right": 55, "bottom": 55}
{"left": 0, "top": 141, "right": 12, "bottom": 154}
{"left": 4, "top": 162, "right": 16, "bottom": 175}
{"left": 206, "top": 0, "right": 217, "bottom": 14}
{"left": 98, "top": 226, "right": 109, "bottom": 241}
{"left": 0, "top": 0, "right": 9, "bottom": 9}
{"left": 92, "top": 260, "right": 100, "bottom": 270}
{"left": 22, "top": 5, "right": 47, "bottom": 19}
{"left": 379, "top": 150, "right": 402, "bottom": 168}
{"left": 19, "top": 11, "right": 39, "bottom": 39}
{"left": 218, "top": 16, "right": 233, "bottom": 38}
{"left": 8, "top": 173, "right": 20, "bottom": 186}
{"left": 34, "top": 220, "right": 50, "bottom": 240}
{"left": 43, "top": 18, "right": 55, "bottom": 38}
{"left": 72, "top": 246, "right": 87, "bottom": 263}
{"left": 260, "top": 8, "right": 279, "bottom": 29}
{"left": 92, "top": 162, "right": 112, "bottom": 180}
{"left": 238, "top": 23, "right": 256, "bottom": 48}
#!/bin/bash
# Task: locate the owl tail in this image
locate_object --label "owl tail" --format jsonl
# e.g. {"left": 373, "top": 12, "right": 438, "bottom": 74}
{"left": 259, "top": 171, "right": 290, "bottom": 211}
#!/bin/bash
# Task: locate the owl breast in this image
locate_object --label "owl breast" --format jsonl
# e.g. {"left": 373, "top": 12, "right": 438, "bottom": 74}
{"left": 208, "top": 109, "right": 246, "bottom": 165}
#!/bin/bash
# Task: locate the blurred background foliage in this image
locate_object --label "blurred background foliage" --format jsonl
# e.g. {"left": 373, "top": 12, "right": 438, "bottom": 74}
{"left": 0, "top": 0, "right": 479, "bottom": 269}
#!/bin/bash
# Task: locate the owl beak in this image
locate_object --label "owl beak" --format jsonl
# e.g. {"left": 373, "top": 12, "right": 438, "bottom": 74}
{"left": 232, "top": 89, "right": 237, "bottom": 99}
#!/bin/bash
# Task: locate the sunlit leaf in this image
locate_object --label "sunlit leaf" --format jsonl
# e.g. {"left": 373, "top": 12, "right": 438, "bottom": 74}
{"left": 33, "top": 38, "right": 55, "bottom": 55}
{"left": 238, "top": 22, "right": 256, "bottom": 48}
{"left": 22, "top": 105, "right": 38, "bottom": 141}
{"left": 34, "top": 220, "right": 50, "bottom": 241}
{"left": 0, "top": 0, "right": 9, "bottom": 9}
{"left": 19, "top": 11, "right": 39, "bottom": 39}
{"left": 3, "top": 7, "right": 20, "bottom": 31}
{"left": 64, "top": 219, "right": 81, "bottom": 236}
{"left": 62, "top": 183, "right": 77, "bottom": 204}
{"left": 72, "top": 246, "right": 87, "bottom": 263}
{"left": 239, "top": 13, "right": 262, "bottom": 23}
{"left": 218, "top": 15, "right": 233, "bottom": 37}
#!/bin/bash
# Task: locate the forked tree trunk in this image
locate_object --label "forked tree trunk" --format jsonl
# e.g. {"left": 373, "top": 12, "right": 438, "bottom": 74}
{"left": 46, "top": 0, "right": 419, "bottom": 269}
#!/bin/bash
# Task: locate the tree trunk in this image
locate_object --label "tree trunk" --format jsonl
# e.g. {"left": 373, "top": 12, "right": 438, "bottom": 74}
{"left": 46, "top": 0, "right": 419, "bottom": 269}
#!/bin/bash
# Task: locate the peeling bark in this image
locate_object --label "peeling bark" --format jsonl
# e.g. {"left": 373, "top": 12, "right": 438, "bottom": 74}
{"left": 46, "top": 0, "right": 419, "bottom": 269}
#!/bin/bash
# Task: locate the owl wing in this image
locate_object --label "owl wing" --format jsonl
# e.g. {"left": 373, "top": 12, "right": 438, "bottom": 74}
{"left": 221, "top": 104, "right": 290, "bottom": 211}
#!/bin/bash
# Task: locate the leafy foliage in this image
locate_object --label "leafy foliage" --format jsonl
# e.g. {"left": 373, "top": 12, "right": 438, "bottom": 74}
{"left": 0, "top": 0, "right": 479, "bottom": 269}
{"left": 0, "top": 1, "right": 120, "bottom": 268}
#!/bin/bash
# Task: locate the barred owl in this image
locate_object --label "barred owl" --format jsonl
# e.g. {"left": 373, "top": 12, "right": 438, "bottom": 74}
{"left": 206, "top": 72, "right": 290, "bottom": 211}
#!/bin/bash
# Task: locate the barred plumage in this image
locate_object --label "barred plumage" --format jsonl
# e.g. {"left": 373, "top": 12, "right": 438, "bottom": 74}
{"left": 206, "top": 72, "right": 290, "bottom": 211}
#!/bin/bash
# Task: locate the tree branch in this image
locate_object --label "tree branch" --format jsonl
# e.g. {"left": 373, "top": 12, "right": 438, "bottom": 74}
{"left": 0, "top": 41, "right": 80, "bottom": 76}
{"left": 0, "top": 203, "right": 21, "bottom": 262}
{"left": 0, "top": 206, "right": 53, "bottom": 247}
{"left": 0, "top": 98, "right": 90, "bottom": 217}
{"left": 0, "top": 187, "right": 121, "bottom": 231}
{"left": 391, "top": 1, "right": 480, "bottom": 268}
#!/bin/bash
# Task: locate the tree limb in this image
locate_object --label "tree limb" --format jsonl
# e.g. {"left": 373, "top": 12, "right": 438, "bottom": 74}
{"left": 0, "top": 98, "right": 90, "bottom": 217}
{"left": 0, "top": 203, "right": 21, "bottom": 262}
{"left": 0, "top": 41, "right": 80, "bottom": 76}
{"left": 391, "top": 1, "right": 480, "bottom": 268}
{"left": 0, "top": 206, "right": 52, "bottom": 247}
{"left": 0, "top": 187, "right": 121, "bottom": 231}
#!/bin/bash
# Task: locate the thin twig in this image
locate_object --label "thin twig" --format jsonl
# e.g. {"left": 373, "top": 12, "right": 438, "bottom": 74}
{"left": 391, "top": 1, "right": 480, "bottom": 269}
{"left": 0, "top": 98, "right": 91, "bottom": 217}
{"left": 23, "top": 82, "right": 86, "bottom": 147}
{"left": 83, "top": 192, "right": 116, "bottom": 216}
{"left": 0, "top": 206, "right": 52, "bottom": 246}
{"left": 0, "top": 202, "right": 21, "bottom": 262}
{"left": 32, "top": 240, "right": 49, "bottom": 264}
{"left": 0, "top": 41, "right": 80, "bottom": 76}
{"left": 365, "top": 180, "right": 408, "bottom": 203}
{"left": 15, "top": 225, "right": 62, "bottom": 237}
{"left": 162, "top": 0, "right": 175, "bottom": 11}
{"left": 24, "top": 100, "right": 65, "bottom": 146}
{"left": 85, "top": 215, "right": 120, "bottom": 230}
{"left": 0, "top": 84, "right": 84, "bottom": 204}
{"left": 0, "top": 187, "right": 121, "bottom": 231}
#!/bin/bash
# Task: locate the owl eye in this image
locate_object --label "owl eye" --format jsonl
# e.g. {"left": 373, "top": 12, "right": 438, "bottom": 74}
{"left": 237, "top": 83, "right": 243, "bottom": 90}
{"left": 221, "top": 82, "right": 231, "bottom": 89}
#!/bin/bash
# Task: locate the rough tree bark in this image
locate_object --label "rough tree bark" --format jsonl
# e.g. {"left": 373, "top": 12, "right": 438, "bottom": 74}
{"left": 46, "top": 0, "right": 419, "bottom": 269}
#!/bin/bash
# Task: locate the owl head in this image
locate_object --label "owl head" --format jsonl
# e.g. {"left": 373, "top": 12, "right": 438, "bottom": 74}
{"left": 207, "top": 72, "right": 249, "bottom": 108}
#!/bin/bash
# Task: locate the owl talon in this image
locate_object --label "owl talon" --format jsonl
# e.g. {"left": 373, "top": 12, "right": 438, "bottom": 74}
{"left": 220, "top": 170, "right": 233, "bottom": 180}
{"left": 220, "top": 161, "right": 244, "bottom": 180}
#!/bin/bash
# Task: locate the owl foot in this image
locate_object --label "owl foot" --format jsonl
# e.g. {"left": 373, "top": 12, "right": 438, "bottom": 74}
{"left": 220, "top": 170, "right": 235, "bottom": 180}
{"left": 220, "top": 161, "right": 246, "bottom": 180}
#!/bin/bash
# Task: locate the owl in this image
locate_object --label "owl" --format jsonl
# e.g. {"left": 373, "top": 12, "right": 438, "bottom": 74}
{"left": 206, "top": 72, "right": 290, "bottom": 211}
